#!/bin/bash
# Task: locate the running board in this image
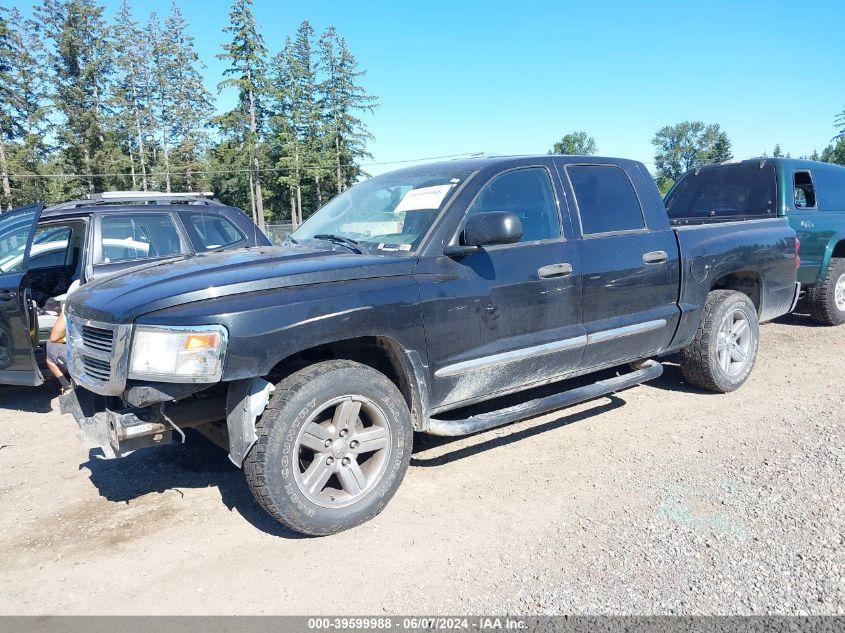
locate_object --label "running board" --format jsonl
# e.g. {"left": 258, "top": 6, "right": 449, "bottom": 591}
{"left": 426, "top": 360, "right": 663, "bottom": 437}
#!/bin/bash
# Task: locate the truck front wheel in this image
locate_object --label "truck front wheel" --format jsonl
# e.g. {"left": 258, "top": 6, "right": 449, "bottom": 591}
{"left": 243, "top": 360, "right": 413, "bottom": 536}
{"left": 806, "top": 257, "right": 845, "bottom": 326}
{"left": 680, "top": 290, "right": 760, "bottom": 393}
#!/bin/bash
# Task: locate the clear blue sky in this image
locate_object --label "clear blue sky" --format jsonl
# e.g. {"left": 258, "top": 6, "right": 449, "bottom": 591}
{"left": 13, "top": 0, "right": 845, "bottom": 174}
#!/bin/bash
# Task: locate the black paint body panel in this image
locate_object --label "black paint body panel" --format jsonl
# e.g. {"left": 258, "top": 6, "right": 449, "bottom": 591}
{"left": 64, "top": 156, "right": 798, "bottom": 416}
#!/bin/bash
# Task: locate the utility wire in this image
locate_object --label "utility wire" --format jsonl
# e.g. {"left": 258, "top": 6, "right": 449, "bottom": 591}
{"left": 5, "top": 152, "right": 486, "bottom": 179}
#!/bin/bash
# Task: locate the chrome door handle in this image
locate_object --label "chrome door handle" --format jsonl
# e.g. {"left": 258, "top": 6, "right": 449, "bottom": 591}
{"left": 643, "top": 251, "right": 669, "bottom": 265}
{"left": 0, "top": 289, "right": 16, "bottom": 301}
{"left": 538, "top": 263, "right": 573, "bottom": 279}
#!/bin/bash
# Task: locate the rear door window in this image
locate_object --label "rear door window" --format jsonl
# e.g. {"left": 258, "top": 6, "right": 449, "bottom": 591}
{"left": 98, "top": 214, "right": 184, "bottom": 264}
{"left": 184, "top": 212, "right": 245, "bottom": 251}
{"left": 567, "top": 165, "right": 645, "bottom": 235}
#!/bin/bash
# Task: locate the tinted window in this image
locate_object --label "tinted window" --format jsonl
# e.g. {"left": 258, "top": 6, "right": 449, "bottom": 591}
{"left": 793, "top": 171, "right": 817, "bottom": 209}
{"left": 665, "top": 163, "right": 777, "bottom": 222}
{"left": 186, "top": 213, "right": 245, "bottom": 251}
{"left": 99, "top": 214, "right": 183, "bottom": 264}
{"left": 29, "top": 226, "right": 71, "bottom": 270}
{"left": 468, "top": 167, "right": 559, "bottom": 242}
{"left": 568, "top": 165, "right": 645, "bottom": 234}
{"left": 811, "top": 167, "right": 845, "bottom": 210}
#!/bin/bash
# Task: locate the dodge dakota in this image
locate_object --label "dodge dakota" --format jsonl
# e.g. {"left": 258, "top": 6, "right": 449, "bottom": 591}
{"left": 54, "top": 156, "right": 799, "bottom": 535}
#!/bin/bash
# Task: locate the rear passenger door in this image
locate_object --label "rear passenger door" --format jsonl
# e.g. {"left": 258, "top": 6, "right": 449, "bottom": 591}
{"left": 562, "top": 163, "right": 679, "bottom": 368}
{"left": 91, "top": 212, "right": 188, "bottom": 278}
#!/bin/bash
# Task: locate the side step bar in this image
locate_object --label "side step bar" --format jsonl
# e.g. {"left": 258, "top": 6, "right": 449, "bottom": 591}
{"left": 426, "top": 360, "right": 663, "bottom": 437}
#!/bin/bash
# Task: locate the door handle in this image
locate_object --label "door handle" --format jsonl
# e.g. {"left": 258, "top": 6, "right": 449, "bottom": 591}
{"left": 538, "top": 263, "right": 573, "bottom": 279}
{"left": 0, "top": 289, "right": 16, "bottom": 301}
{"left": 642, "top": 250, "right": 669, "bottom": 265}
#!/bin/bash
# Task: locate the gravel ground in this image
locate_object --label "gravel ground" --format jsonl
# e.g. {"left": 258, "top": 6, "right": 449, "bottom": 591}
{"left": 0, "top": 312, "right": 842, "bottom": 615}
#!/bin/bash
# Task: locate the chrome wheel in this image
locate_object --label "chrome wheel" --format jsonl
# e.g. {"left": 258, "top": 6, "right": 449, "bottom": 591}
{"left": 293, "top": 395, "right": 392, "bottom": 508}
{"left": 716, "top": 309, "right": 753, "bottom": 377}
{"left": 835, "top": 273, "right": 845, "bottom": 312}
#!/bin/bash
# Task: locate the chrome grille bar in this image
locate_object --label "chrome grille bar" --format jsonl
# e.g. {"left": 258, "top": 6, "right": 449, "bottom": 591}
{"left": 66, "top": 317, "right": 132, "bottom": 396}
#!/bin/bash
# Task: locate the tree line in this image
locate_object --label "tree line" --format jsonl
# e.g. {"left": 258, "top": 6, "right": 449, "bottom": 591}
{"left": 0, "top": 0, "right": 376, "bottom": 229}
{"left": 551, "top": 110, "right": 845, "bottom": 196}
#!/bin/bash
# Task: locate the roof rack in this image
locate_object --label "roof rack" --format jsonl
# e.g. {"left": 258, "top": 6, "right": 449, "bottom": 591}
{"left": 97, "top": 191, "right": 215, "bottom": 200}
{"left": 45, "top": 191, "right": 224, "bottom": 212}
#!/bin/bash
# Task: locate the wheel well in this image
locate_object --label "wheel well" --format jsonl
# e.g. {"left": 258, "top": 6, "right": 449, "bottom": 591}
{"left": 711, "top": 271, "right": 761, "bottom": 313}
{"left": 267, "top": 337, "right": 423, "bottom": 429}
{"left": 832, "top": 240, "right": 845, "bottom": 259}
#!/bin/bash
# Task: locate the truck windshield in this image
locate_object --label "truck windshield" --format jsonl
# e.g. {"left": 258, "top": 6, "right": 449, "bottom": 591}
{"left": 291, "top": 167, "right": 472, "bottom": 253}
{"left": 665, "top": 163, "right": 777, "bottom": 224}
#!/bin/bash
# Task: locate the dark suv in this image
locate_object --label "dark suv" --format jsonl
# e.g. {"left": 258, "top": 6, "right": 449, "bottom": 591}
{"left": 0, "top": 193, "right": 271, "bottom": 387}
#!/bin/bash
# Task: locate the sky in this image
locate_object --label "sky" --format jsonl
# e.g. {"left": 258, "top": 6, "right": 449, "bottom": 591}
{"left": 11, "top": 0, "right": 845, "bottom": 175}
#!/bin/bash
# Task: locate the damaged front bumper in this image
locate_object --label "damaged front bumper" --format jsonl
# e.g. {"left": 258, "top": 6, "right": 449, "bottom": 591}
{"left": 59, "top": 388, "right": 174, "bottom": 458}
{"left": 59, "top": 377, "right": 274, "bottom": 465}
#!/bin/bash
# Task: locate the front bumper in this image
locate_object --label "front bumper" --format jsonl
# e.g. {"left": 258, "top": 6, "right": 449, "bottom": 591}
{"left": 59, "top": 388, "right": 172, "bottom": 458}
{"left": 60, "top": 388, "right": 226, "bottom": 459}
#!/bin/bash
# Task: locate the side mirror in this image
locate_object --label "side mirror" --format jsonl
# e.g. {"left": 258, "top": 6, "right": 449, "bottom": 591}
{"left": 463, "top": 212, "right": 523, "bottom": 247}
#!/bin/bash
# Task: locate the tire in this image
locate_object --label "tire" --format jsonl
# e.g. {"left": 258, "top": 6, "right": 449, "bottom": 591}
{"left": 243, "top": 360, "right": 413, "bottom": 536}
{"left": 806, "top": 257, "right": 845, "bottom": 326}
{"left": 680, "top": 290, "right": 760, "bottom": 393}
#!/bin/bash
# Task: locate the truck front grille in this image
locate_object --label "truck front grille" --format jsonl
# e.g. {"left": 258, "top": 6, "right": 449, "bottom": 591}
{"left": 67, "top": 317, "right": 131, "bottom": 397}
{"left": 81, "top": 355, "right": 111, "bottom": 381}
{"left": 81, "top": 325, "right": 115, "bottom": 354}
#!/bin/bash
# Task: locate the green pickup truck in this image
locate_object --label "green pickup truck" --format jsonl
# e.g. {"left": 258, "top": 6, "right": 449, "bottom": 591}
{"left": 666, "top": 158, "right": 845, "bottom": 325}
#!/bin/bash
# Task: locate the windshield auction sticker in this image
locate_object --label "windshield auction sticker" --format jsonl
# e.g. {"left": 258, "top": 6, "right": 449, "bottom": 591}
{"left": 394, "top": 184, "right": 453, "bottom": 213}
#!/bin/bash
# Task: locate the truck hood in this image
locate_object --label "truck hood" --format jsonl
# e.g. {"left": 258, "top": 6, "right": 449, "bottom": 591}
{"left": 67, "top": 245, "right": 417, "bottom": 323}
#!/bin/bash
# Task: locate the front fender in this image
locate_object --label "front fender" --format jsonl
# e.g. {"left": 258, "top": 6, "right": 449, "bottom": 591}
{"left": 136, "top": 275, "right": 433, "bottom": 418}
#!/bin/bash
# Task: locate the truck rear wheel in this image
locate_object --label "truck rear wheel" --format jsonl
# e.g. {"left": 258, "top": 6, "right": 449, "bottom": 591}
{"left": 680, "top": 290, "right": 759, "bottom": 393}
{"left": 806, "top": 257, "right": 845, "bottom": 326}
{"left": 243, "top": 360, "right": 413, "bottom": 536}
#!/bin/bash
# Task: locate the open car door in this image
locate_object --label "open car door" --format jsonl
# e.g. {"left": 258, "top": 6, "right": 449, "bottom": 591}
{"left": 0, "top": 202, "right": 45, "bottom": 386}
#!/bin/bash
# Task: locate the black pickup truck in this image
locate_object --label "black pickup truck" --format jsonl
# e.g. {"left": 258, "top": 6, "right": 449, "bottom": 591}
{"left": 55, "top": 156, "right": 799, "bottom": 536}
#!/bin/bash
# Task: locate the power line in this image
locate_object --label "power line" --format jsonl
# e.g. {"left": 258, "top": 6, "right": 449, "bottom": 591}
{"left": 5, "top": 152, "right": 486, "bottom": 180}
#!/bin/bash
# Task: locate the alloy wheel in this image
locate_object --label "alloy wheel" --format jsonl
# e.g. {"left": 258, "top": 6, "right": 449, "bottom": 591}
{"left": 293, "top": 395, "right": 392, "bottom": 508}
{"left": 716, "top": 309, "right": 753, "bottom": 377}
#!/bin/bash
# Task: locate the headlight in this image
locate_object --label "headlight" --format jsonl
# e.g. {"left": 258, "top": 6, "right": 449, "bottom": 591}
{"left": 128, "top": 325, "right": 228, "bottom": 383}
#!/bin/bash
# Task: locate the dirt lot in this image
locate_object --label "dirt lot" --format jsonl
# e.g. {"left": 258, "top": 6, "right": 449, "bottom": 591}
{"left": 0, "top": 313, "right": 842, "bottom": 615}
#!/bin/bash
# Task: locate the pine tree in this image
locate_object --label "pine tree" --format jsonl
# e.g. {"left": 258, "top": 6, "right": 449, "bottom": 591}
{"left": 269, "top": 36, "right": 307, "bottom": 228}
{"left": 36, "top": 0, "right": 113, "bottom": 197}
{"left": 217, "top": 0, "right": 267, "bottom": 229}
{"left": 318, "top": 27, "right": 377, "bottom": 194}
{"left": 164, "top": 2, "right": 213, "bottom": 192}
{"left": 0, "top": 6, "right": 18, "bottom": 209}
{"left": 148, "top": 12, "right": 175, "bottom": 192}
{"left": 0, "top": 6, "right": 50, "bottom": 209}
{"left": 112, "top": 0, "right": 151, "bottom": 191}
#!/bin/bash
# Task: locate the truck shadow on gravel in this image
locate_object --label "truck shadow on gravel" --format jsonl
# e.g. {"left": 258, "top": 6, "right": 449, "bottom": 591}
{"left": 771, "top": 311, "right": 829, "bottom": 328}
{"left": 80, "top": 431, "right": 308, "bottom": 539}
{"left": 411, "top": 395, "right": 626, "bottom": 467}
{"left": 0, "top": 382, "right": 58, "bottom": 413}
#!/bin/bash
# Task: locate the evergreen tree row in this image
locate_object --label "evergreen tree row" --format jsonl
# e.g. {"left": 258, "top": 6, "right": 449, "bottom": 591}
{"left": 0, "top": 0, "right": 377, "bottom": 228}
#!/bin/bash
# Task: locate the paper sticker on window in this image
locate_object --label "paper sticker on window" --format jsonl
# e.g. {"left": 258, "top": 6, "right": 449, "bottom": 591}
{"left": 377, "top": 242, "right": 412, "bottom": 252}
{"left": 394, "top": 184, "right": 453, "bottom": 213}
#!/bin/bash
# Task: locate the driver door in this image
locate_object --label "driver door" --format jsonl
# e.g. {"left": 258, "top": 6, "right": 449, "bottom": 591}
{"left": 0, "top": 202, "right": 45, "bottom": 386}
